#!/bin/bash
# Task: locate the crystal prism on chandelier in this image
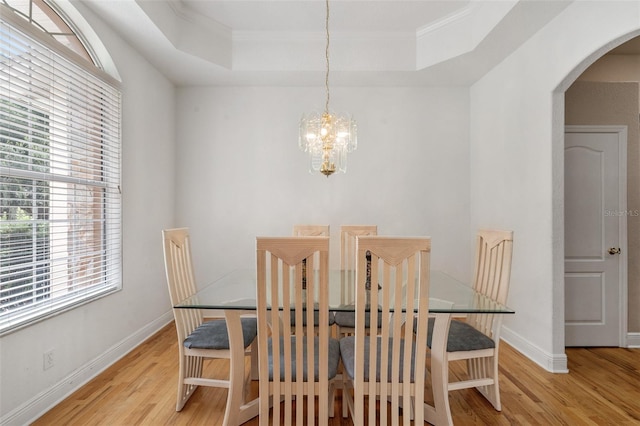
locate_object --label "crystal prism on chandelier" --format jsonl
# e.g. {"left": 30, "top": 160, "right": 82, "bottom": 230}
{"left": 298, "top": 0, "right": 357, "bottom": 177}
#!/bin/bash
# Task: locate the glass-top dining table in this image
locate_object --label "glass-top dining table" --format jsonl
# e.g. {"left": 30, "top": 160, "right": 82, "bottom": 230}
{"left": 174, "top": 269, "right": 514, "bottom": 425}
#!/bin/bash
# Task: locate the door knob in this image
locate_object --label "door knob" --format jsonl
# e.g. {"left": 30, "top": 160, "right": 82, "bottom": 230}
{"left": 608, "top": 247, "right": 621, "bottom": 255}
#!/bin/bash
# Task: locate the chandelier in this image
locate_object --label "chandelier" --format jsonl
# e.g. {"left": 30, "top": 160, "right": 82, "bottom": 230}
{"left": 299, "top": 0, "right": 357, "bottom": 177}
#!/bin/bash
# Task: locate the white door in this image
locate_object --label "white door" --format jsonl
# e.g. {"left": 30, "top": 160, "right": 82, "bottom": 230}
{"left": 564, "top": 125, "right": 627, "bottom": 347}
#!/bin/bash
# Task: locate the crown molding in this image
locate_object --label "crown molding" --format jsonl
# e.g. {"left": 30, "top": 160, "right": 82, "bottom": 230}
{"left": 137, "top": 0, "right": 232, "bottom": 68}
{"left": 416, "top": 2, "right": 475, "bottom": 38}
{"left": 416, "top": 0, "right": 517, "bottom": 70}
{"left": 134, "top": 0, "right": 516, "bottom": 73}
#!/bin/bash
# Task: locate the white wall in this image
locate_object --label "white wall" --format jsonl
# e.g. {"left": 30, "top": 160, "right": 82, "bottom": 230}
{"left": 470, "top": 0, "right": 640, "bottom": 372}
{"left": 175, "top": 86, "right": 473, "bottom": 285}
{"left": 0, "top": 3, "right": 176, "bottom": 424}
{"left": 7, "top": 2, "right": 639, "bottom": 422}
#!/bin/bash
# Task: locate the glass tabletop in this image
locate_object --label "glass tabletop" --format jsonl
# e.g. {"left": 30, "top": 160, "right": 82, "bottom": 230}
{"left": 175, "top": 269, "right": 514, "bottom": 314}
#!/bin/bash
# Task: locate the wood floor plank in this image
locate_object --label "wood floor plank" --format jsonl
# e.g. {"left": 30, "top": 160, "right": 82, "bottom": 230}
{"left": 31, "top": 323, "right": 640, "bottom": 425}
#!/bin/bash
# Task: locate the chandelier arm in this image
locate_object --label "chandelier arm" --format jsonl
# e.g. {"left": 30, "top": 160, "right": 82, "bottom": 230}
{"left": 325, "top": 0, "right": 330, "bottom": 113}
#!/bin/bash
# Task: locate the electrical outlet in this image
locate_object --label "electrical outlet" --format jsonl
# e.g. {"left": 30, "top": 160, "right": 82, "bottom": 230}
{"left": 43, "top": 349, "right": 55, "bottom": 370}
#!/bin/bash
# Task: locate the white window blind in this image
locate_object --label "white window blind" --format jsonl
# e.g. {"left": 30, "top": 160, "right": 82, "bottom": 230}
{"left": 0, "top": 12, "right": 121, "bottom": 334}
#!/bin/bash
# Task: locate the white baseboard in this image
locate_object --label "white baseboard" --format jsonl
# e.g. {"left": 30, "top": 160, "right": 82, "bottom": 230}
{"left": 500, "top": 328, "right": 640, "bottom": 372}
{"left": 627, "top": 332, "right": 640, "bottom": 348}
{"left": 1, "top": 311, "right": 174, "bottom": 426}
{"left": 500, "top": 325, "right": 569, "bottom": 373}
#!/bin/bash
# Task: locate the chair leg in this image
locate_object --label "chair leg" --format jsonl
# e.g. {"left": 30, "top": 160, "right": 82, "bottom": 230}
{"left": 328, "top": 382, "right": 336, "bottom": 417}
{"left": 430, "top": 314, "right": 454, "bottom": 425}
{"left": 469, "top": 356, "right": 501, "bottom": 411}
{"left": 244, "top": 364, "right": 252, "bottom": 403}
{"left": 342, "top": 387, "right": 348, "bottom": 418}
{"left": 342, "top": 380, "right": 353, "bottom": 418}
{"left": 250, "top": 338, "right": 259, "bottom": 381}
{"left": 176, "top": 383, "right": 197, "bottom": 411}
{"left": 176, "top": 355, "right": 202, "bottom": 411}
{"left": 225, "top": 311, "right": 250, "bottom": 426}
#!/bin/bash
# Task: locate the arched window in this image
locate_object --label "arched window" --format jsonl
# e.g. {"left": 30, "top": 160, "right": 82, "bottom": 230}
{"left": 0, "top": 1, "right": 122, "bottom": 334}
{"left": 2, "top": 0, "right": 92, "bottom": 61}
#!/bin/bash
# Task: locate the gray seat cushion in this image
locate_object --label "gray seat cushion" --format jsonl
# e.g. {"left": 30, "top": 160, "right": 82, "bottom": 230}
{"left": 183, "top": 318, "right": 257, "bottom": 350}
{"left": 413, "top": 317, "right": 495, "bottom": 352}
{"left": 339, "top": 335, "right": 418, "bottom": 383}
{"left": 289, "top": 311, "right": 336, "bottom": 326}
{"left": 267, "top": 336, "right": 341, "bottom": 381}
{"left": 334, "top": 310, "right": 383, "bottom": 328}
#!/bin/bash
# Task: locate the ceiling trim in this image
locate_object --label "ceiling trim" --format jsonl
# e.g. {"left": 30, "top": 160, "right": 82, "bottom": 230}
{"left": 416, "top": 0, "right": 518, "bottom": 70}
{"left": 137, "top": 0, "right": 232, "bottom": 68}
{"left": 79, "top": 0, "right": 573, "bottom": 86}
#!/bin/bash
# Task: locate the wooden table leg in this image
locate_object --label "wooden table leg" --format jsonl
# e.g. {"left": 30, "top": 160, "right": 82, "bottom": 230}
{"left": 223, "top": 310, "right": 260, "bottom": 426}
{"left": 424, "top": 313, "right": 453, "bottom": 426}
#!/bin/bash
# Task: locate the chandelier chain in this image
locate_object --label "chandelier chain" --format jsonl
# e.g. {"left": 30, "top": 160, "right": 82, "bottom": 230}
{"left": 299, "top": 0, "right": 356, "bottom": 177}
{"left": 325, "top": 0, "right": 330, "bottom": 113}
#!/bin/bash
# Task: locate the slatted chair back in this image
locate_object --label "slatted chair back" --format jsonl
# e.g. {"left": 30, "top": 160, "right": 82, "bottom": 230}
{"left": 468, "top": 229, "right": 514, "bottom": 340}
{"left": 292, "top": 224, "right": 330, "bottom": 278}
{"left": 163, "top": 228, "right": 204, "bottom": 356}
{"left": 342, "top": 236, "right": 431, "bottom": 425}
{"left": 340, "top": 225, "right": 377, "bottom": 271}
{"left": 256, "top": 236, "right": 338, "bottom": 425}
{"left": 291, "top": 225, "right": 333, "bottom": 330}
{"left": 335, "top": 226, "right": 378, "bottom": 336}
{"left": 292, "top": 224, "right": 330, "bottom": 236}
{"left": 339, "top": 225, "right": 377, "bottom": 301}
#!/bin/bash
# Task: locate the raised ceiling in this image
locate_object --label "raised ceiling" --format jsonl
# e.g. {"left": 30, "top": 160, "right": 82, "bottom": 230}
{"left": 82, "top": 0, "right": 573, "bottom": 86}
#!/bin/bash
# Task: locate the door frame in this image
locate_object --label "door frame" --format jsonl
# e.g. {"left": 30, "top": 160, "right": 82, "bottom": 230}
{"left": 564, "top": 124, "right": 628, "bottom": 347}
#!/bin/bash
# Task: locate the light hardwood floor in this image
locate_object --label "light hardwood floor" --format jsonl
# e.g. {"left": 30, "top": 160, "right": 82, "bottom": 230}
{"left": 32, "top": 322, "right": 640, "bottom": 425}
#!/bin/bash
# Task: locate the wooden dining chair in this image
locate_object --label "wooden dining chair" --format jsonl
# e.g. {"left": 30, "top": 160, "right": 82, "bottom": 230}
{"left": 162, "top": 228, "right": 258, "bottom": 420}
{"left": 340, "top": 236, "right": 431, "bottom": 424}
{"left": 291, "top": 225, "right": 334, "bottom": 330}
{"left": 422, "top": 229, "right": 513, "bottom": 412}
{"left": 256, "top": 236, "right": 340, "bottom": 424}
{"left": 292, "top": 224, "right": 330, "bottom": 237}
{"left": 334, "top": 225, "right": 378, "bottom": 337}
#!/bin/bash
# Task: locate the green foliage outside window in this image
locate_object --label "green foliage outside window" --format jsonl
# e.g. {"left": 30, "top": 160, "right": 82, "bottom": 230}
{"left": 0, "top": 98, "right": 51, "bottom": 311}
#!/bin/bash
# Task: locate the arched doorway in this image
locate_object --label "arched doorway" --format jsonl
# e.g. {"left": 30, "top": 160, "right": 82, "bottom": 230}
{"left": 470, "top": 3, "right": 640, "bottom": 372}
{"left": 553, "top": 30, "right": 640, "bottom": 355}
